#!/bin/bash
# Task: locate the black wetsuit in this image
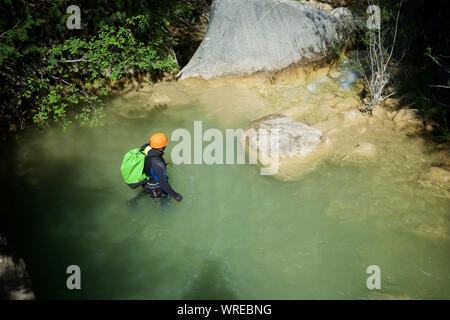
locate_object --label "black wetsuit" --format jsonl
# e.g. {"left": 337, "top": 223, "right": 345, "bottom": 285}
{"left": 139, "top": 143, "right": 178, "bottom": 199}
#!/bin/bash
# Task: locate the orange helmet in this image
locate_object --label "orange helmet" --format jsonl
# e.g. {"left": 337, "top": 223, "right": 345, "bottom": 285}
{"left": 149, "top": 133, "right": 168, "bottom": 149}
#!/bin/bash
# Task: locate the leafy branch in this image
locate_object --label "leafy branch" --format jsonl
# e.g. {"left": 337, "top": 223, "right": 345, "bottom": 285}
{"left": 23, "top": 15, "right": 178, "bottom": 130}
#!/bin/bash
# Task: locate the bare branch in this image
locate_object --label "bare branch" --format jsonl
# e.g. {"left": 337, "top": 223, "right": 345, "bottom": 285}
{"left": 428, "top": 85, "right": 450, "bottom": 89}
{"left": 0, "top": 21, "right": 20, "bottom": 38}
{"left": 58, "top": 58, "right": 87, "bottom": 63}
{"left": 383, "top": 1, "right": 402, "bottom": 75}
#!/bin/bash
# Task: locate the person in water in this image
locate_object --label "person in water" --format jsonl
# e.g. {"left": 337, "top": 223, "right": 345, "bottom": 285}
{"left": 139, "top": 133, "right": 183, "bottom": 202}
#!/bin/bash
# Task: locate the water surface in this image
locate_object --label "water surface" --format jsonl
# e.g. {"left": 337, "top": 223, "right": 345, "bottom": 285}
{"left": 2, "top": 72, "right": 449, "bottom": 299}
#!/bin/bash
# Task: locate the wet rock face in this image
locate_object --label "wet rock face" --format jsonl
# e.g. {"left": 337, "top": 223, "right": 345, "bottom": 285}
{"left": 371, "top": 104, "right": 390, "bottom": 120}
{"left": 393, "top": 108, "right": 421, "bottom": 122}
{"left": 382, "top": 92, "right": 417, "bottom": 110}
{"left": 242, "top": 114, "right": 331, "bottom": 180}
{"left": 178, "top": 0, "right": 351, "bottom": 80}
{"left": 424, "top": 167, "right": 450, "bottom": 186}
{"left": 393, "top": 108, "right": 424, "bottom": 134}
{"left": 0, "top": 237, "right": 35, "bottom": 300}
{"left": 436, "top": 142, "right": 450, "bottom": 167}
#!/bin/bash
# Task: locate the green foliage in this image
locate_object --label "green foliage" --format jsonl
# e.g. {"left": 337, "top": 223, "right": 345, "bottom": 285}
{"left": 328, "top": 42, "right": 344, "bottom": 63}
{"left": 0, "top": 0, "right": 200, "bottom": 132}
{"left": 26, "top": 16, "right": 180, "bottom": 129}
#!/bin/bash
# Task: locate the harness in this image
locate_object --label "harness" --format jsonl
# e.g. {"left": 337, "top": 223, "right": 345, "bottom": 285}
{"left": 143, "top": 146, "right": 167, "bottom": 191}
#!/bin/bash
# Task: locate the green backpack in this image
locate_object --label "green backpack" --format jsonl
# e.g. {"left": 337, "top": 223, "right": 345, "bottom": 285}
{"left": 120, "top": 146, "right": 151, "bottom": 189}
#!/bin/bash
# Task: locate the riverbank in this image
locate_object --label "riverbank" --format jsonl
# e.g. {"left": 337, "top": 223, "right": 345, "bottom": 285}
{"left": 106, "top": 56, "right": 450, "bottom": 190}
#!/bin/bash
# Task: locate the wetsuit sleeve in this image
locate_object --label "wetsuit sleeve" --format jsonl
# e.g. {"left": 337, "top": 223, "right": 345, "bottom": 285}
{"left": 152, "top": 159, "right": 178, "bottom": 198}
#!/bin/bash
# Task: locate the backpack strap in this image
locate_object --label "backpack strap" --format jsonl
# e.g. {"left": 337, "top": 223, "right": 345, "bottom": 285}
{"left": 143, "top": 145, "right": 152, "bottom": 156}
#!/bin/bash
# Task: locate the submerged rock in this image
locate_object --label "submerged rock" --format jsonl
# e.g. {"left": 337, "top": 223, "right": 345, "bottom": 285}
{"left": 282, "top": 103, "right": 314, "bottom": 119}
{"left": 351, "top": 142, "right": 377, "bottom": 159}
{"left": 150, "top": 92, "right": 171, "bottom": 104}
{"left": 312, "top": 117, "right": 343, "bottom": 135}
{"left": 178, "top": 0, "right": 351, "bottom": 80}
{"left": 339, "top": 110, "right": 366, "bottom": 127}
{"left": 335, "top": 142, "right": 377, "bottom": 165}
{"left": 436, "top": 142, "right": 450, "bottom": 167}
{"left": 371, "top": 104, "right": 390, "bottom": 120}
{"left": 331, "top": 97, "right": 359, "bottom": 112}
{"left": 316, "top": 104, "right": 336, "bottom": 120}
{"left": 393, "top": 108, "right": 421, "bottom": 122}
{"left": 393, "top": 108, "right": 424, "bottom": 134}
{"left": 383, "top": 92, "right": 416, "bottom": 110}
{"left": 424, "top": 166, "right": 450, "bottom": 186}
{"left": 242, "top": 114, "right": 331, "bottom": 180}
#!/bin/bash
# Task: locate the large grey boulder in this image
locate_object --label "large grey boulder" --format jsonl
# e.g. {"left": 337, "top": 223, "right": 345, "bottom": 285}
{"left": 178, "top": 0, "right": 351, "bottom": 80}
{"left": 242, "top": 114, "right": 331, "bottom": 180}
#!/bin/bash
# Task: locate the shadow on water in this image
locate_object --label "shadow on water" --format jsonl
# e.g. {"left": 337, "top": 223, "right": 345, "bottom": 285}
{"left": 0, "top": 150, "right": 80, "bottom": 298}
{"left": 182, "top": 260, "right": 237, "bottom": 300}
{"left": 2, "top": 150, "right": 108, "bottom": 298}
{"left": 0, "top": 130, "right": 185, "bottom": 298}
{"left": 0, "top": 139, "right": 160, "bottom": 298}
{"left": 127, "top": 190, "right": 171, "bottom": 209}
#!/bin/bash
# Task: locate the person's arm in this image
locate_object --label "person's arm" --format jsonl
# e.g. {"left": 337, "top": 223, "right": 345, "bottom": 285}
{"left": 152, "top": 159, "right": 180, "bottom": 200}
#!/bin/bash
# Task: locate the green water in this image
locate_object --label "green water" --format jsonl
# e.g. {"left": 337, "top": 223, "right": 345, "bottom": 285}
{"left": 1, "top": 79, "right": 449, "bottom": 300}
